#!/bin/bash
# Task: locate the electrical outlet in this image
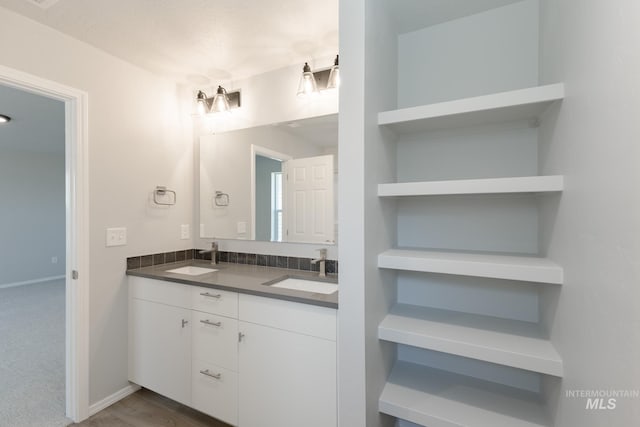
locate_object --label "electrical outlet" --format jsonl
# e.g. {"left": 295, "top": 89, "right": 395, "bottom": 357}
{"left": 51, "top": 256, "right": 58, "bottom": 264}
{"left": 106, "top": 227, "right": 127, "bottom": 247}
{"left": 181, "top": 224, "right": 190, "bottom": 240}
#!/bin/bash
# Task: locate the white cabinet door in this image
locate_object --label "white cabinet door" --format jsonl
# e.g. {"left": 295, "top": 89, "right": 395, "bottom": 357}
{"left": 238, "top": 320, "right": 337, "bottom": 427}
{"left": 129, "top": 298, "right": 192, "bottom": 406}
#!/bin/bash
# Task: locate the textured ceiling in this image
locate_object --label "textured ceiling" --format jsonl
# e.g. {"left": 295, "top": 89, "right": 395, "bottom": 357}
{"left": 0, "top": 0, "right": 339, "bottom": 84}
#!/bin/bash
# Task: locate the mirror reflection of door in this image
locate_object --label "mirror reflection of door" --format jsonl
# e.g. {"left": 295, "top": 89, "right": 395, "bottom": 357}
{"left": 283, "top": 154, "right": 334, "bottom": 244}
{"left": 254, "top": 153, "right": 335, "bottom": 243}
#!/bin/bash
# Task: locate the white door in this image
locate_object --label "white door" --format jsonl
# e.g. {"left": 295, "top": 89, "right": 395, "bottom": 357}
{"left": 283, "top": 154, "right": 334, "bottom": 243}
{"left": 238, "top": 321, "right": 337, "bottom": 427}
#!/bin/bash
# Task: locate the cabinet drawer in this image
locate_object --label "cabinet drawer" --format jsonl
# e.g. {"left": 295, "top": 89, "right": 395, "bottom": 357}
{"left": 192, "top": 360, "right": 238, "bottom": 426}
{"left": 192, "top": 311, "right": 238, "bottom": 371}
{"left": 239, "top": 294, "right": 336, "bottom": 341}
{"left": 192, "top": 286, "right": 238, "bottom": 317}
{"left": 129, "top": 277, "right": 191, "bottom": 309}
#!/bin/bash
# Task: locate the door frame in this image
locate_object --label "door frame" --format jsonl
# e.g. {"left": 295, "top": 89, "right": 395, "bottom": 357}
{"left": 250, "top": 144, "right": 292, "bottom": 241}
{"left": 0, "top": 65, "right": 90, "bottom": 422}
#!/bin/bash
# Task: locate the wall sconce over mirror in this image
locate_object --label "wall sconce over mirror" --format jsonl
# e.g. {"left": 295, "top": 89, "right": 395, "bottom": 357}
{"left": 297, "top": 54, "right": 340, "bottom": 97}
{"left": 196, "top": 86, "right": 241, "bottom": 115}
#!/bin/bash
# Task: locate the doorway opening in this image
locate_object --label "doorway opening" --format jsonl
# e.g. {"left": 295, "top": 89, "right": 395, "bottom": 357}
{"left": 250, "top": 145, "right": 291, "bottom": 241}
{"left": 0, "top": 65, "right": 90, "bottom": 423}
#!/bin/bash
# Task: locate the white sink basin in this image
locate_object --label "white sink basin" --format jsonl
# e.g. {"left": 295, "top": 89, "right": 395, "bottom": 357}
{"left": 269, "top": 278, "right": 338, "bottom": 294}
{"left": 165, "top": 266, "right": 218, "bottom": 276}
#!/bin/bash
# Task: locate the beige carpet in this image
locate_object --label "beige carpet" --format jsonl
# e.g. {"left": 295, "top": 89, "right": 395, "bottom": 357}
{"left": 0, "top": 279, "right": 70, "bottom": 427}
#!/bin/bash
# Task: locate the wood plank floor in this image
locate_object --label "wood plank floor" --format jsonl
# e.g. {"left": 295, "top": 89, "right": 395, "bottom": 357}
{"left": 71, "top": 388, "right": 232, "bottom": 427}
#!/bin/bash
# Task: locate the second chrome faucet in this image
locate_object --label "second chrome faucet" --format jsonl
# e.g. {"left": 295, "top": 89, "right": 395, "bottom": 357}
{"left": 311, "top": 248, "right": 328, "bottom": 277}
{"left": 199, "top": 241, "right": 219, "bottom": 265}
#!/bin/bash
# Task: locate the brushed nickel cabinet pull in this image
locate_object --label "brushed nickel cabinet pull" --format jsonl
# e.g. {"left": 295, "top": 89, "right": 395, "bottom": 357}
{"left": 200, "top": 319, "right": 222, "bottom": 327}
{"left": 199, "top": 369, "right": 221, "bottom": 380}
{"left": 200, "top": 292, "right": 222, "bottom": 299}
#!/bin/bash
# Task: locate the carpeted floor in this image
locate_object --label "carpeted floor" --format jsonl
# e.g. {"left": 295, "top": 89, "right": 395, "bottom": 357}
{"left": 0, "top": 279, "right": 71, "bottom": 427}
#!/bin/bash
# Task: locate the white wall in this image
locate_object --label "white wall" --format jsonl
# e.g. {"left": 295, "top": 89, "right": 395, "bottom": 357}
{"left": 0, "top": 6, "right": 193, "bottom": 404}
{"left": 539, "top": 0, "right": 640, "bottom": 424}
{"left": 0, "top": 149, "right": 65, "bottom": 285}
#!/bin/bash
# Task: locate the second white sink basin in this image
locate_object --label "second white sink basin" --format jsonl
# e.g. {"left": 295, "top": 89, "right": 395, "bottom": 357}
{"left": 269, "top": 278, "right": 338, "bottom": 294}
{"left": 165, "top": 266, "right": 218, "bottom": 276}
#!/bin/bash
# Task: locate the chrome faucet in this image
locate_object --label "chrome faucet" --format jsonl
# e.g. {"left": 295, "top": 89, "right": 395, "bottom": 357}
{"left": 199, "top": 241, "right": 219, "bottom": 265}
{"left": 311, "top": 248, "right": 327, "bottom": 278}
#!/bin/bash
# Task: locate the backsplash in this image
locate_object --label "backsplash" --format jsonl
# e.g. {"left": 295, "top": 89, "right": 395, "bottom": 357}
{"left": 127, "top": 249, "right": 338, "bottom": 275}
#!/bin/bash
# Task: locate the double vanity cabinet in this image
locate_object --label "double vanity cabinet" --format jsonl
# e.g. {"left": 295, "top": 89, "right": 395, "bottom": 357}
{"left": 128, "top": 267, "right": 337, "bottom": 427}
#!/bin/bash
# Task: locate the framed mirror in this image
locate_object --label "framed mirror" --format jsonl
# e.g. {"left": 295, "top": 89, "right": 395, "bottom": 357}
{"left": 199, "top": 113, "right": 338, "bottom": 244}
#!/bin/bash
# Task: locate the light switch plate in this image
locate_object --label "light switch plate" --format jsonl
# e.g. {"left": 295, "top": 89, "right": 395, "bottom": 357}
{"left": 181, "top": 224, "right": 190, "bottom": 240}
{"left": 106, "top": 227, "right": 127, "bottom": 247}
{"left": 237, "top": 221, "right": 247, "bottom": 234}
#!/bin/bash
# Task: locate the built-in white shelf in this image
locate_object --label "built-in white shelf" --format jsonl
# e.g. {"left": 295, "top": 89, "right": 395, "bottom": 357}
{"left": 379, "top": 304, "right": 563, "bottom": 376}
{"left": 378, "top": 84, "right": 565, "bottom": 133}
{"left": 379, "top": 362, "right": 550, "bottom": 427}
{"left": 378, "top": 175, "right": 564, "bottom": 197}
{"left": 378, "top": 249, "right": 563, "bottom": 284}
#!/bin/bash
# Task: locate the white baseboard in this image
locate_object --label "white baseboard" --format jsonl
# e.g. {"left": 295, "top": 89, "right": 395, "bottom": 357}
{"left": 89, "top": 384, "right": 141, "bottom": 416}
{"left": 0, "top": 275, "right": 65, "bottom": 289}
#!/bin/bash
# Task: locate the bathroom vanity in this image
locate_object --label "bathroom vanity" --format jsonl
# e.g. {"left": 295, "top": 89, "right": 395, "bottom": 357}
{"left": 127, "top": 261, "right": 337, "bottom": 427}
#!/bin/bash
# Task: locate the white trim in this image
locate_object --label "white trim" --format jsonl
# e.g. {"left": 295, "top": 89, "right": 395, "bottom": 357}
{"left": 89, "top": 384, "right": 141, "bottom": 416}
{"left": 0, "top": 275, "right": 66, "bottom": 289}
{"left": 250, "top": 144, "right": 292, "bottom": 241}
{"left": 0, "top": 65, "right": 90, "bottom": 422}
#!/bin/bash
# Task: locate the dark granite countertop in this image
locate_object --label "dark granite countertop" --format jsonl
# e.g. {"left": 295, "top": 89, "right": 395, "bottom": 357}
{"left": 126, "top": 260, "right": 338, "bottom": 309}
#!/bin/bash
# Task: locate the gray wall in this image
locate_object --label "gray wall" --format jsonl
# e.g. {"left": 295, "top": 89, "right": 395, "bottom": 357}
{"left": 0, "top": 85, "right": 65, "bottom": 286}
{"left": 539, "top": 0, "right": 640, "bottom": 424}
{"left": 255, "top": 155, "right": 282, "bottom": 241}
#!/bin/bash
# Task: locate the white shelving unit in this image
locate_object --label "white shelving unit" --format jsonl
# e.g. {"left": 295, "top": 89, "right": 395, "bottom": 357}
{"left": 378, "top": 175, "right": 564, "bottom": 197}
{"left": 379, "top": 304, "right": 563, "bottom": 376}
{"left": 378, "top": 84, "right": 565, "bottom": 134}
{"left": 337, "top": 1, "right": 567, "bottom": 426}
{"left": 379, "top": 362, "right": 551, "bottom": 427}
{"left": 378, "top": 249, "right": 563, "bottom": 285}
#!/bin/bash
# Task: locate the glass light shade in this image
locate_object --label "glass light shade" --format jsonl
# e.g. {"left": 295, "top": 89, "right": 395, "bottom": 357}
{"left": 326, "top": 55, "right": 340, "bottom": 89}
{"left": 327, "top": 66, "right": 340, "bottom": 89}
{"left": 212, "top": 86, "right": 231, "bottom": 113}
{"left": 196, "top": 90, "right": 208, "bottom": 115}
{"left": 297, "top": 63, "right": 319, "bottom": 97}
{"left": 0, "top": 114, "right": 12, "bottom": 124}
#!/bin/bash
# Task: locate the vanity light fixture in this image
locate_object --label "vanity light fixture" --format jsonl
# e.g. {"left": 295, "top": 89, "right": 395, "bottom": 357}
{"left": 196, "top": 86, "right": 241, "bottom": 115}
{"left": 0, "top": 115, "right": 11, "bottom": 124}
{"left": 297, "top": 55, "right": 340, "bottom": 96}
{"left": 297, "top": 62, "right": 319, "bottom": 97}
